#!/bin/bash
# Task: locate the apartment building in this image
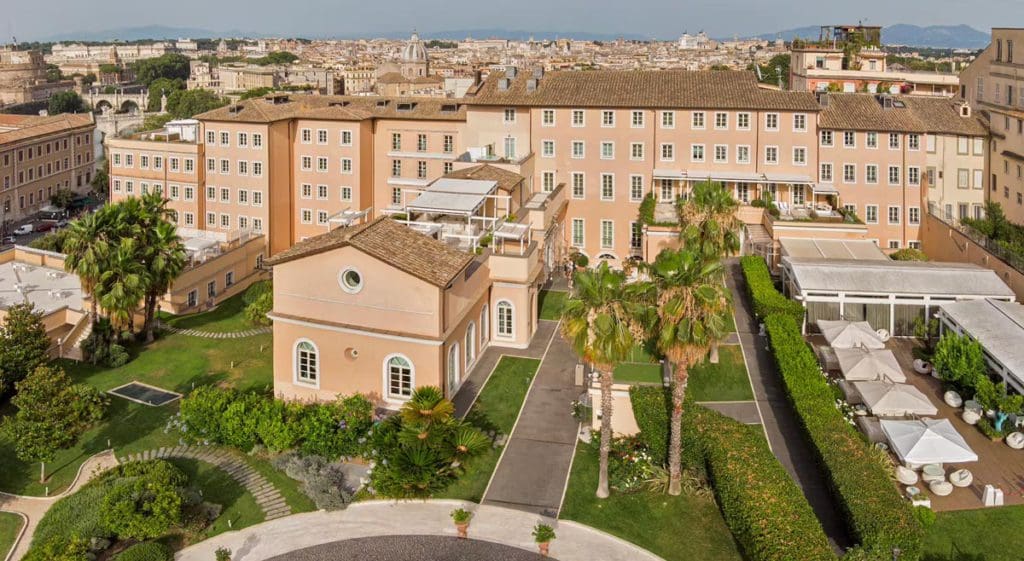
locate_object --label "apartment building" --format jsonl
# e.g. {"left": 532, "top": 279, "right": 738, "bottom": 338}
{"left": 0, "top": 113, "right": 96, "bottom": 225}
{"left": 960, "top": 28, "right": 1024, "bottom": 224}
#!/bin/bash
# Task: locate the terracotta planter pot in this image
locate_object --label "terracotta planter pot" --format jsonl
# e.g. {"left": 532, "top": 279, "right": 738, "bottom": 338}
{"left": 538, "top": 542, "right": 550, "bottom": 557}
{"left": 455, "top": 522, "right": 469, "bottom": 539}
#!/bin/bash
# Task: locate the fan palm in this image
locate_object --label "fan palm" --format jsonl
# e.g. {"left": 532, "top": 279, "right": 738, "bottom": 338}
{"left": 97, "top": 237, "right": 147, "bottom": 335}
{"left": 561, "top": 262, "right": 642, "bottom": 498}
{"left": 62, "top": 211, "right": 111, "bottom": 327}
{"left": 399, "top": 386, "right": 456, "bottom": 443}
{"left": 141, "top": 220, "right": 186, "bottom": 342}
{"left": 678, "top": 180, "right": 739, "bottom": 363}
{"left": 637, "top": 248, "right": 731, "bottom": 495}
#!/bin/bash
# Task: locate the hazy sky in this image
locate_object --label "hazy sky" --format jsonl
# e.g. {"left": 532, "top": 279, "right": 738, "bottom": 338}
{"left": 4, "top": 0, "right": 1016, "bottom": 41}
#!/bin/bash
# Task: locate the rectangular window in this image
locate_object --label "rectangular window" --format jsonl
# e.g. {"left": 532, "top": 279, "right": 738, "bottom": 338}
{"left": 691, "top": 111, "right": 705, "bottom": 129}
{"left": 253, "top": 134, "right": 262, "bottom": 148}
{"left": 600, "top": 220, "right": 614, "bottom": 249}
{"left": 737, "top": 113, "right": 751, "bottom": 130}
{"left": 661, "top": 143, "right": 675, "bottom": 161}
{"left": 661, "top": 111, "right": 675, "bottom": 128}
{"left": 220, "top": 132, "right": 229, "bottom": 146}
{"left": 889, "top": 133, "right": 900, "bottom": 150}
{"left": 601, "top": 110, "right": 615, "bottom": 127}
{"left": 220, "top": 187, "right": 230, "bottom": 202}
{"left": 391, "top": 188, "right": 402, "bottom": 205}
{"left": 793, "top": 113, "right": 807, "bottom": 131}
{"left": 820, "top": 130, "right": 834, "bottom": 147}
{"left": 600, "top": 141, "right": 614, "bottom": 160}
{"left": 317, "top": 157, "right": 328, "bottom": 172}
{"left": 300, "top": 156, "right": 312, "bottom": 171}
{"left": 764, "top": 146, "right": 778, "bottom": 164}
{"left": 443, "top": 135, "right": 454, "bottom": 153}
{"left": 865, "top": 205, "right": 878, "bottom": 223}
{"left": 238, "top": 160, "right": 248, "bottom": 175}
{"left": 301, "top": 183, "right": 312, "bottom": 199}
{"left": 888, "top": 206, "right": 901, "bottom": 224}
{"left": 317, "top": 184, "right": 328, "bottom": 199}
{"left": 252, "top": 191, "right": 262, "bottom": 206}
{"left": 391, "top": 133, "right": 401, "bottom": 150}
{"left": 820, "top": 163, "right": 833, "bottom": 183}
{"left": 317, "top": 210, "right": 329, "bottom": 225}
{"left": 909, "top": 207, "right": 920, "bottom": 225}
{"left": 631, "top": 222, "right": 642, "bottom": 250}
{"left": 417, "top": 161, "right": 427, "bottom": 179}
{"left": 542, "top": 171, "right": 555, "bottom": 192}
{"left": 600, "top": 173, "right": 614, "bottom": 200}
{"left": 300, "top": 209, "right": 312, "bottom": 224}
{"left": 843, "top": 164, "right": 856, "bottom": 183}
{"left": 691, "top": 144, "right": 705, "bottom": 162}
{"left": 542, "top": 109, "right": 555, "bottom": 126}
{"left": 714, "top": 112, "right": 728, "bottom": 129}
{"left": 572, "top": 141, "right": 585, "bottom": 159}
{"left": 340, "top": 158, "right": 352, "bottom": 174}
{"left": 301, "top": 129, "right": 312, "bottom": 143}
{"left": 238, "top": 189, "right": 248, "bottom": 205}
{"left": 957, "top": 169, "right": 970, "bottom": 189}
{"left": 714, "top": 145, "right": 728, "bottom": 163}
{"left": 765, "top": 113, "right": 779, "bottom": 130}
{"left": 866, "top": 164, "right": 878, "bottom": 184}
{"left": 843, "top": 131, "right": 856, "bottom": 148}
{"left": 572, "top": 110, "right": 585, "bottom": 127}
{"left": 417, "top": 134, "right": 427, "bottom": 152}
{"left": 736, "top": 145, "right": 750, "bottom": 164}
{"left": 866, "top": 132, "right": 878, "bottom": 149}
{"left": 630, "top": 142, "right": 644, "bottom": 161}
{"left": 206, "top": 131, "right": 215, "bottom": 144}
{"left": 792, "top": 146, "right": 806, "bottom": 165}
{"left": 504, "top": 108, "right": 516, "bottom": 123}
{"left": 631, "top": 111, "right": 645, "bottom": 128}
{"left": 629, "top": 175, "right": 644, "bottom": 201}
{"left": 341, "top": 130, "right": 353, "bottom": 146}
{"left": 572, "top": 218, "right": 585, "bottom": 247}
{"left": 888, "top": 166, "right": 901, "bottom": 185}
{"left": 391, "top": 160, "right": 401, "bottom": 177}
{"left": 908, "top": 167, "right": 920, "bottom": 186}
{"left": 908, "top": 134, "right": 920, "bottom": 151}
{"left": 571, "top": 172, "right": 585, "bottom": 199}
{"left": 542, "top": 140, "right": 555, "bottom": 158}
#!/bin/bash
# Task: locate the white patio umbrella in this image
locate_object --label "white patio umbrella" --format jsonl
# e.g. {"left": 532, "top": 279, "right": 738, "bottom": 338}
{"left": 835, "top": 348, "right": 906, "bottom": 383}
{"left": 818, "top": 320, "right": 885, "bottom": 349}
{"left": 853, "top": 381, "right": 938, "bottom": 417}
{"left": 880, "top": 418, "right": 978, "bottom": 468}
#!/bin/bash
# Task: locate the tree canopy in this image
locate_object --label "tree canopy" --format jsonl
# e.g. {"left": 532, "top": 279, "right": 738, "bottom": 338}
{"left": 48, "top": 91, "right": 86, "bottom": 115}
{"left": 131, "top": 53, "right": 190, "bottom": 87}
{"left": 0, "top": 303, "right": 51, "bottom": 398}
{"left": 146, "top": 77, "right": 185, "bottom": 111}
{"left": 165, "top": 88, "right": 228, "bottom": 119}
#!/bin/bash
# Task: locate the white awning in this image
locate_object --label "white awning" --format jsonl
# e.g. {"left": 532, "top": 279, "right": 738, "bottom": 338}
{"left": 428, "top": 178, "right": 497, "bottom": 195}
{"left": 765, "top": 173, "right": 813, "bottom": 184}
{"left": 853, "top": 382, "right": 938, "bottom": 417}
{"left": 494, "top": 221, "right": 530, "bottom": 240}
{"left": 812, "top": 184, "right": 840, "bottom": 195}
{"left": 407, "top": 191, "right": 487, "bottom": 216}
{"left": 835, "top": 348, "right": 906, "bottom": 383}
{"left": 819, "top": 320, "right": 886, "bottom": 349}
{"left": 653, "top": 169, "right": 685, "bottom": 180}
{"left": 686, "top": 170, "right": 765, "bottom": 183}
{"left": 881, "top": 419, "right": 977, "bottom": 467}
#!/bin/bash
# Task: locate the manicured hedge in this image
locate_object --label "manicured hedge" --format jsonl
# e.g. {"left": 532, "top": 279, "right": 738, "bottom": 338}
{"left": 739, "top": 256, "right": 804, "bottom": 324}
{"left": 764, "top": 314, "right": 922, "bottom": 559}
{"left": 629, "top": 387, "right": 834, "bottom": 561}
{"left": 690, "top": 406, "right": 835, "bottom": 561}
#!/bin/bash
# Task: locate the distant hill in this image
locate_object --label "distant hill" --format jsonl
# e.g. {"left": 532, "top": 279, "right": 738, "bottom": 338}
{"left": 39, "top": 25, "right": 261, "bottom": 42}
{"left": 757, "top": 24, "right": 989, "bottom": 49}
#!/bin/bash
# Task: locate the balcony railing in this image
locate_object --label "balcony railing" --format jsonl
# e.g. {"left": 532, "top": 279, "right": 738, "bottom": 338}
{"left": 927, "top": 202, "right": 1024, "bottom": 275}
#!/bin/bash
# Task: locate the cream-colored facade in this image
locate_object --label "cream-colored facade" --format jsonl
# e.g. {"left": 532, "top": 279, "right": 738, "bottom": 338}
{"left": 961, "top": 27, "right": 1024, "bottom": 224}
{"left": 0, "top": 113, "right": 96, "bottom": 225}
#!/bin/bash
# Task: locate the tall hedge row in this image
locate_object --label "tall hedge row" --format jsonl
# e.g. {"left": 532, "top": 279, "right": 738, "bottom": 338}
{"left": 764, "top": 314, "right": 922, "bottom": 559}
{"left": 690, "top": 406, "right": 835, "bottom": 561}
{"left": 629, "top": 388, "right": 834, "bottom": 561}
{"left": 739, "top": 256, "right": 805, "bottom": 323}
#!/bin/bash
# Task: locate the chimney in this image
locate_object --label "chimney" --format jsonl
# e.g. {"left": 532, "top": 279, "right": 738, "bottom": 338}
{"left": 473, "top": 69, "right": 482, "bottom": 86}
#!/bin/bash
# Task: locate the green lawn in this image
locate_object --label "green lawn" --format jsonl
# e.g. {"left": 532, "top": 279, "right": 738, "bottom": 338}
{"left": 924, "top": 506, "right": 1024, "bottom": 560}
{"left": 166, "top": 458, "right": 264, "bottom": 541}
{"left": 688, "top": 346, "right": 754, "bottom": 402}
{"left": 439, "top": 356, "right": 540, "bottom": 502}
{"left": 560, "top": 444, "right": 743, "bottom": 561}
{"left": 0, "top": 512, "right": 23, "bottom": 561}
{"left": 538, "top": 290, "right": 567, "bottom": 321}
{"left": 0, "top": 299, "right": 281, "bottom": 497}
{"left": 614, "top": 363, "right": 663, "bottom": 385}
{"left": 162, "top": 292, "right": 254, "bottom": 333}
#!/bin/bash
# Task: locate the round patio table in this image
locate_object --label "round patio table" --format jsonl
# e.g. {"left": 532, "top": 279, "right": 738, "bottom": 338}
{"left": 921, "top": 464, "right": 945, "bottom": 483}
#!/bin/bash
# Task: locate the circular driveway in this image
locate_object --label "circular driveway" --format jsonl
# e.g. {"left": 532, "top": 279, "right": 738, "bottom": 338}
{"left": 265, "top": 535, "right": 548, "bottom": 560}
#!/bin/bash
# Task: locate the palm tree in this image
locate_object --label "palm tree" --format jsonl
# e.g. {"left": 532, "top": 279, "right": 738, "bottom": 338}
{"left": 561, "top": 262, "right": 640, "bottom": 498}
{"left": 141, "top": 220, "right": 186, "bottom": 342}
{"left": 678, "top": 180, "right": 739, "bottom": 363}
{"left": 97, "top": 237, "right": 146, "bottom": 336}
{"left": 62, "top": 211, "right": 111, "bottom": 327}
{"left": 637, "top": 248, "right": 731, "bottom": 496}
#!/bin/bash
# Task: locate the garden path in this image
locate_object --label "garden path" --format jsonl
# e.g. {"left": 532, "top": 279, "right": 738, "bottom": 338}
{"left": 0, "top": 450, "right": 118, "bottom": 561}
{"left": 161, "top": 325, "right": 271, "bottom": 339}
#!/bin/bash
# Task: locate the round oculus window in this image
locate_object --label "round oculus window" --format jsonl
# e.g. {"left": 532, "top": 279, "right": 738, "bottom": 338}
{"left": 339, "top": 268, "right": 363, "bottom": 293}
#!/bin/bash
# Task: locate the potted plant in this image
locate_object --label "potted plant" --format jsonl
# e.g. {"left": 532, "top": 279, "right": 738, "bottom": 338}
{"left": 215, "top": 547, "right": 232, "bottom": 561}
{"left": 532, "top": 523, "right": 556, "bottom": 557}
{"left": 450, "top": 508, "right": 472, "bottom": 539}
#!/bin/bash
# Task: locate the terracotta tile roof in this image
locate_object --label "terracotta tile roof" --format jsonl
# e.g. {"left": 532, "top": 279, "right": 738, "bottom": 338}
{"left": 376, "top": 72, "right": 444, "bottom": 85}
{"left": 819, "top": 94, "right": 988, "bottom": 135}
{"left": 467, "top": 69, "right": 822, "bottom": 111}
{"left": 0, "top": 113, "right": 94, "bottom": 145}
{"left": 197, "top": 94, "right": 465, "bottom": 123}
{"left": 265, "top": 217, "right": 474, "bottom": 287}
{"left": 444, "top": 164, "right": 525, "bottom": 193}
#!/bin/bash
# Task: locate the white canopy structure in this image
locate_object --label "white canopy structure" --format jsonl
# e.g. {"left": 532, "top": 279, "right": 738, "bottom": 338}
{"left": 819, "top": 320, "right": 886, "bottom": 349}
{"left": 853, "top": 381, "right": 938, "bottom": 417}
{"left": 835, "top": 348, "right": 906, "bottom": 383}
{"left": 881, "top": 418, "right": 978, "bottom": 468}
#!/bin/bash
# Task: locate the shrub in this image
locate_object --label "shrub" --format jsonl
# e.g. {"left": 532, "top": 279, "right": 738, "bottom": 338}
{"left": 691, "top": 406, "right": 834, "bottom": 561}
{"left": 243, "top": 280, "right": 272, "bottom": 305}
{"left": 607, "top": 436, "right": 660, "bottom": 493}
{"left": 99, "top": 460, "right": 187, "bottom": 540}
{"left": 255, "top": 399, "right": 305, "bottom": 452}
{"left": 115, "top": 541, "right": 173, "bottom": 561}
{"left": 932, "top": 333, "right": 986, "bottom": 394}
{"left": 890, "top": 248, "right": 928, "bottom": 261}
{"left": 300, "top": 394, "right": 374, "bottom": 459}
{"left": 739, "top": 256, "right": 804, "bottom": 324}
{"left": 177, "top": 385, "right": 237, "bottom": 444}
{"left": 628, "top": 385, "right": 671, "bottom": 465}
{"left": 215, "top": 547, "right": 232, "bottom": 561}
{"left": 23, "top": 535, "right": 92, "bottom": 561}
{"left": 31, "top": 482, "right": 113, "bottom": 546}
{"left": 638, "top": 192, "right": 656, "bottom": 225}
{"left": 765, "top": 314, "right": 922, "bottom": 559}
{"left": 532, "top": 523, "right": 556, "bottom": 543}
{"left": 244, "top": 292, "right": 273, "bottom": 326}
{"left": 219, "top": 391, "right": 265, "bottom": 451}
{"left": 108, "top": 344, "right": 130, "bottom": 367}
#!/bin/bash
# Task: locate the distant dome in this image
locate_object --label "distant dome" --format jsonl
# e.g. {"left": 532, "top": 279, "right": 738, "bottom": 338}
{"left": 402, "top": 32, "right": 428, "bottom": 64}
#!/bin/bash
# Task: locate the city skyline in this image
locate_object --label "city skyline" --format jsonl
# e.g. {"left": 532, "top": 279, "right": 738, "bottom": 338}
{"left": 4, "top": 0, "right": 1016, "bottom": 42}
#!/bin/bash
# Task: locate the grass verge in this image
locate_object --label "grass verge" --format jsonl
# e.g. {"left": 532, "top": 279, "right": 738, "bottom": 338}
{"left": 538, "top": 290, "right": 568, "bottom": 321}
{"left": 924, "top": 506, "right": 1024, "bottom": 560}
{"left": 0, "top": 512, "right": 23, "bottom": 561}
{"left": 438, "top": 356, "right": 540, "bottom": 502}
{"left": 688, "top": 346, "right": 754, "bottom": 402}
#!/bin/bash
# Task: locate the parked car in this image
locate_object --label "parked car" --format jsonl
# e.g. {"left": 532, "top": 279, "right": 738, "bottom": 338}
{"left": 12, "top": 224, "right": 33, "bottom": 236}
{"left": 2, "top": 236, "right": 15, "bottom": 244}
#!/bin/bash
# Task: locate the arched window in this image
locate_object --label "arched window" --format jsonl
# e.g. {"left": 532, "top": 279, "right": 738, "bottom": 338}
{"left": 465, "top": 322, "right": 476, "bottom": 367}
{"left": 480, "top": 306, "right": 489, "bottom": 345}
{"left": 385, "top": 355, "right": 414, "bottom": 399}
{"left": 447, "top": 343, "right": 460, "bottom": 394}
{"left": 497, "top": 300, "right": 514, "bottom": 338}
{"left": 294, "top": 340, "right": 319, "bottom": 385}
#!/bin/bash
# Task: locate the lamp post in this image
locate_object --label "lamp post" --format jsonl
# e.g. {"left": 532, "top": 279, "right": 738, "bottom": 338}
{"left": 892, "top": 547, "right": 901, "bottom": 561}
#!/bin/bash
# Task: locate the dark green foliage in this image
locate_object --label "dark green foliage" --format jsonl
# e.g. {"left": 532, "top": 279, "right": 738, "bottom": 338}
{"left": 242, "top": 280, "right": 272, "bottom": 305}
{"left": 890, "top": 248, "right": 929, "bottom": 261}
{"left": 215, "top": 547, "right": 232, "bottom": 561}
{"left": 638, "top": 192, "right": 656, "bottom": 225}
{"left": 113, "top": 541, "right": 172, "bottom": 561}
{"left": 29, "top": 228, "right": 70, "bottom": 253}
{"left": 690, "top": 406, "right": 834, "bottom": 561}
{"left": 140, "top": 114, "right": 174, "bottom": 132}
{"left": 219, "top": 391, "right": 265, "bottom": 451}
{"left": 255, "top": 399, "right": 305, "bottom": 452}
{"left": 131, "top": 54, "right": 190, "bottom": 87}
{"left": 98, "top": 460, "right": 187, "bottom": 540}
{"left": 739, "top": 256, "right": 804, "bottom": 324}
{"left": 0, "top": 302, "right": 51, "bottom": 397}
{"left": 31, "top": 482, "right": 113, "bottom": 546}
{"left": 628, "top": 385, "right": 671, "bottom": 464}
{"left": 749, "top": 54, "right": 790, "bottom": 88}
{"left": 48, "top": 91, "right": 85, "bottom": 115}
{"left": 22, "top": 535, "right": 91, "bottom": 561}
{"left": 165, "top": 89, "right": 228, "bottom": 119}
{"left": 50, "top": 187, "right": 76, "bottom": 209}
{"left": 146, "top": 77, "right": 185, "bottom": 111}
{"left": 932, "top": 334, "right": 986, "bottom": 394}
{"left": 244, "top": 292, "right": 273, "bottom": 326}
{"left": 239, "top": 87, "right": 275, "bottom": 100}
{"left": 765, "top": 314, "right": 922, "bottom": 559}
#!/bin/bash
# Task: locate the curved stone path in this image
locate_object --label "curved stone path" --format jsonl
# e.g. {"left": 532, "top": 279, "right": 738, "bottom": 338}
{"left": 120, "top": 446, "right": 292, "bottom": 521}
{"left": 162, "top": 325, "right": 271, "bottom": 339}
{"left": 176, "top": 500, "right": 663, "bottom": 561}
{"left": 0, "top": 450, "right": 120, "bottom": 561}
